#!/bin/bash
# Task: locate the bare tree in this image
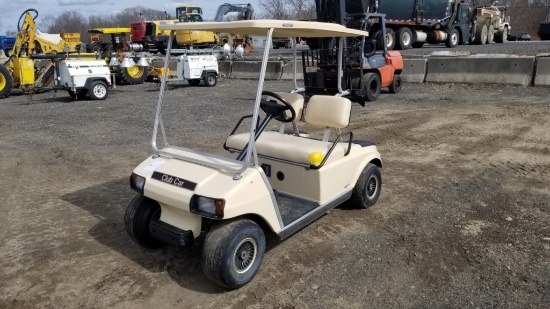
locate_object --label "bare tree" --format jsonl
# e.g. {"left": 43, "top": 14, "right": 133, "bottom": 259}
{"left": 259, "top": 0, "right": 289, "bottom": 19}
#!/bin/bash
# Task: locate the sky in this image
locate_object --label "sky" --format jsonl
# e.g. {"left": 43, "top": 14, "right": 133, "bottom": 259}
{"left": 0, "top": 0, "right": 262, "bottom": 34}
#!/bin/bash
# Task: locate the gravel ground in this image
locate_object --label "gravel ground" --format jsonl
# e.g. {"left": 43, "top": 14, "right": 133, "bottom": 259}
{"left": 0, "top": 79, "right": 549, "bottom": 308}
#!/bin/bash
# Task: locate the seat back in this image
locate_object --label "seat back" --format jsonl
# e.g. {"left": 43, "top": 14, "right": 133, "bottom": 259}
{"left": 305, "top": 95, "right": 352, "bottom": 129}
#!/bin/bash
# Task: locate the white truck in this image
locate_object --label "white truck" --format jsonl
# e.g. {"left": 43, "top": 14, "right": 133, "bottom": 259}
{"left": 55, "top": 59, "right": 112, "bottom": 100}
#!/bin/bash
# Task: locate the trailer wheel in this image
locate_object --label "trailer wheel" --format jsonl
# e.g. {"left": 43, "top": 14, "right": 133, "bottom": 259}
{"left": 0, "top": 64, "right": 13, "bottom": 99}
{"left": 204, "top": 73, "right": 217, "bottom": 87}
{"left": 202, "top": 219, "right": 265, "bottom": 289}
{"left": 362, "top": 72, "right": 380, "bottom": 102}
{"left": 350, "top": 163, "right": 382, "bottom": 209}
{"left": 188, "top": 79, "right": 201, "bottom": 86}
{"left": 389, "top": 74, "right": 402, "bottom": 94}
{"left": 395, "top": 27, "right": 413, "bottom": 50}
{"left": 88, "top": 80, "right": 109, "bottom": 100}
{"left": 445, "top": 28, "right": 459, "bottom": 48}
{"left": 487, "top": 25, "right": 495, "bottom": 44}
{"left": 125, "top": 195, "right": 166, "bottom": 249}
{"left": 474, "top": 25, "right": 487, "bottom": 45}
{"left": 118, "top": 65, "right": 148, "bottom": 85}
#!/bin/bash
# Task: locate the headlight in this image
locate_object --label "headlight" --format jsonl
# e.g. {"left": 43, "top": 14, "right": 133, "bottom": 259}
{"left": 130, "top": 172, "right": 146, "bottom": 194}
{"left": 190, "top": 195, "right": 225, "bottom": 219}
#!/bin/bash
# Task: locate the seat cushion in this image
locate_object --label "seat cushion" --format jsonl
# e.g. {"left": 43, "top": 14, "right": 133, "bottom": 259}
{"left": 305, "top": 95, "right": 351, "bottom": 128}
{"left": 226, "top": 131, "right": 351, "bottom": 166}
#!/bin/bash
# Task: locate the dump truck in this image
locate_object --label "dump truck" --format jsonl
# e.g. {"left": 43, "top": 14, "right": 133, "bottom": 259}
{"left": 348, "top": 0, "right": 477, "bottom": 50}
{"left": 474, "top": 5, "right": 511, "bottom": 44}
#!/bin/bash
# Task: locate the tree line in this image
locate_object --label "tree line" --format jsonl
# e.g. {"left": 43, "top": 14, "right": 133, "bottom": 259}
{"left": 4, "top": 1, "right": 549, "bottom": 40}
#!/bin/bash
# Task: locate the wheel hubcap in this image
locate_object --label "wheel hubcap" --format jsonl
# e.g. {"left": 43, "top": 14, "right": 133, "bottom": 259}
{"left": 452, "top": 33, "right": 458, "bottom": 45}
{"left": 0, "top": 74, "right": 5, "bottom": 89}
{"left": 208, "top": 76, "right": 215, "bottom": 84}
{"left": 233, "top": 237, "right": 257, "bottom": 274}
{"left": 366, "top": 175, "right": 379, "bottom": 199}
{"left": 93, "top": 85, "right": 106, "bottom": 97}
{"left": 403, "top": 33, "right": 411, "bottom": 46}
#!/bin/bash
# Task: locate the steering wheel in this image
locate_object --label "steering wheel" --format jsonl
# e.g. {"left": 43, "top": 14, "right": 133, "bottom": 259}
{"left": 260, "top": 91, "right": 296, "bottom": 123}
{"left": 18, "top": 8, "right": 39, "bottom": 32}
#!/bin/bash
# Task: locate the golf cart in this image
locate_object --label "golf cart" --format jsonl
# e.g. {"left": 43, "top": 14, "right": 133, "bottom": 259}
{"left": 126, "top": 20, "right": 383, "bottom": 289}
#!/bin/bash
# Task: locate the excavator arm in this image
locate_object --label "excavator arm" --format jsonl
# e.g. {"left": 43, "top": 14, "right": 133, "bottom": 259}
{"left": 12, "top": 9, "right": 38, "bottom": 58}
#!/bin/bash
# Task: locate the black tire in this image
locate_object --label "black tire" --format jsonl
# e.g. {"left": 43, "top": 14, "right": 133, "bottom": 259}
{"left": 385, "top": 28, "right": 396, "bottom": 51}
{"left": 88, "top": 43, "right": 102, "bottom": 53}
{"left": 5, "top": 49, "right": 12, "bottom": 57}
{"left": 125, "top": 195, "right": 166, "bottom": 249}
{"left": 118, "top": 65, "right": 148, "bottom": 85}
{"left": 202, "top": 219, "right": 265, "bottom": 289}
{"left": 362, "top": 72, "right": 381, "bottom": 102}
{"left": 395, "top": 27, "right": 413, "bottom": 50}
{"left": 389, "top": 74, "right": 402, "bottom": 94}
{"left": 487, "top": 25, "right": 495, "bottom": 44}
{"left": 412, "top": 41, "right": 424, "bottom": 48}
{"left": 68, "top": 90, "right": 76, "bottom": 99}
{"left": 0, "top": 64, "right": 13, "bottom": 99}
{"left": 445, "top": 28, "right": 459, "bottom": 48}
{"left": 88, "top": 80, "right": 108, "bottom": 100}
{"left": 350, "top": 163, "right": 382, "bottom": 209}
{"left": 188, "top": 79, "right": 201, "bottom": 86}
{"left": 104, "top": 43, "right": 114, "bottom": 53}
{"left": 204, "top": 73, "right": 217, "bottom": 87}
{"left": 474, "top": 25, "right": 487, "bottom": 45}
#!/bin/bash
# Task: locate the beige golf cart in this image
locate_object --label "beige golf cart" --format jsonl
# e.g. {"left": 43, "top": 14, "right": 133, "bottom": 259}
{"left": 126, "top": 20, "right": 383, "bottom": 289}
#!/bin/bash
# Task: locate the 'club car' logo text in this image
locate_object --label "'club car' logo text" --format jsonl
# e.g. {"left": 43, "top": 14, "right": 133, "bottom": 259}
{"left": 160, "top": 174, "right": 187, "bottom": 188}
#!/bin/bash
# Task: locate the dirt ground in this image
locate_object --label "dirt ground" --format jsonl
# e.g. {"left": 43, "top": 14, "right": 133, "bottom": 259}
{"left": 0, "top": 80, "right": 549, "bottom": 309}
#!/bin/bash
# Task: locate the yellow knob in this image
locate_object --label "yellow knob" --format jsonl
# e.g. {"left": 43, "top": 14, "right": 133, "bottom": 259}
{"left": 308, "top": 152, "right": 324, "bottom": 165}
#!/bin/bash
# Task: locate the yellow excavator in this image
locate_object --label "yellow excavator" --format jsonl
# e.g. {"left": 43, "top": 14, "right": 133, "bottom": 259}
{"left": 0, "top": 8, "right": 55, "bottom": 98}
{"left": 0, "top": 8, "right": 97, "bottom": 98}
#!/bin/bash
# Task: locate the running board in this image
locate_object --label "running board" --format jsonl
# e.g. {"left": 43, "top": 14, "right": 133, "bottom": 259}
{"left": 276, "top": 191, "right": 352, "bottom": 240}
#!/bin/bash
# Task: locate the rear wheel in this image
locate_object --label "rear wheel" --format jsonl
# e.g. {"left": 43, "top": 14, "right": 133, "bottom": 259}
{"left": 202, "top": 219, "right": 265, "bottom": 289}
{"left": 88, "top": 80, "right": 108, "bottom": 100}
{"left": 0, "top": 64, "right": 13, "bottom": 99}
{"left": 487, "top": 25, "right": 495, "bottom": 44}
{"left": 474, "top": 25, "right": 487, "bottom": 45}
{"left": 389, "top": 74, "right": 402, "bottom": 94}
{"left": 395, "top": 27, "right": 413, "bottom": 50}
{"left": 204, "top": 73, "right": 217, "bottom": 87}
{"left": 362, "top": 72, "right": 381, "bottom": 102}
{"left": 385, "top": 28, "right": 396, "bottom": 50}
{"left": 125, "top": 195, "right": 166, "bottom": 248}
{"left": 350, "top": 163, "right": 382, "bottom": 209}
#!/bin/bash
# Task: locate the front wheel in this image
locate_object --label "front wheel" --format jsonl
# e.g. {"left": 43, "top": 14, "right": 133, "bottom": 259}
{"left": 88, "top": 80, "right": 109, "bottom": 100}
{"left": 125, "top": 195, "right": 166, "bottom": 248}
{"left": 0, "top": 64, "right": 13, "bottom": 99}
{"left": 202, "top": 219, "right": 265, "bottom": 289}
{"left": 349, "top": 163, "right": 382, "bottom": 209}
{"left": 445, "top": 28, "right": 459, "bottom": 48}
{"left": 362, "top": 72, "right": 381, "bottom": 102}
{"left": 204, "top": 73, "right": 217, "bottom": 87}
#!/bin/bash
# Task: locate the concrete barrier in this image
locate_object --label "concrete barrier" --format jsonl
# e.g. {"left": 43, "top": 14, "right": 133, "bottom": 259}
{"left": 280, "top": 60, "right": 304, "bottom": 80}
{"left": 231, "top": 61, "right": 282, "bottom": 80}
{"left": 218, "top": 61, "right": 231, "bottom": 77}
{"left": 426, "top": 56, "right": 535, "bottom": 86}
{"left": 402, "top": 58, "right": 427, "bottom": 83}
{"left": 534, "top": 56, "right": 550, "bottom": 87}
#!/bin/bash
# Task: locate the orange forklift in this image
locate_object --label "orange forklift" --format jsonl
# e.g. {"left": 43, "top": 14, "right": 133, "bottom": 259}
{"left": 303, "top": 0, "right": 403, "bottom": 104}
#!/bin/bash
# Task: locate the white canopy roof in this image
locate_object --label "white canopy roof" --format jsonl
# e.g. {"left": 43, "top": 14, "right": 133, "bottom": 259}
{"left": 158, "top": 19, "right": 368, "bottom": 37}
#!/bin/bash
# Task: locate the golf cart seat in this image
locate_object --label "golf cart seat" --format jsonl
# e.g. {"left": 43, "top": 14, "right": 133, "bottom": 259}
{"left": 225, "top": 95, "right": 353, "bottom": 167}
